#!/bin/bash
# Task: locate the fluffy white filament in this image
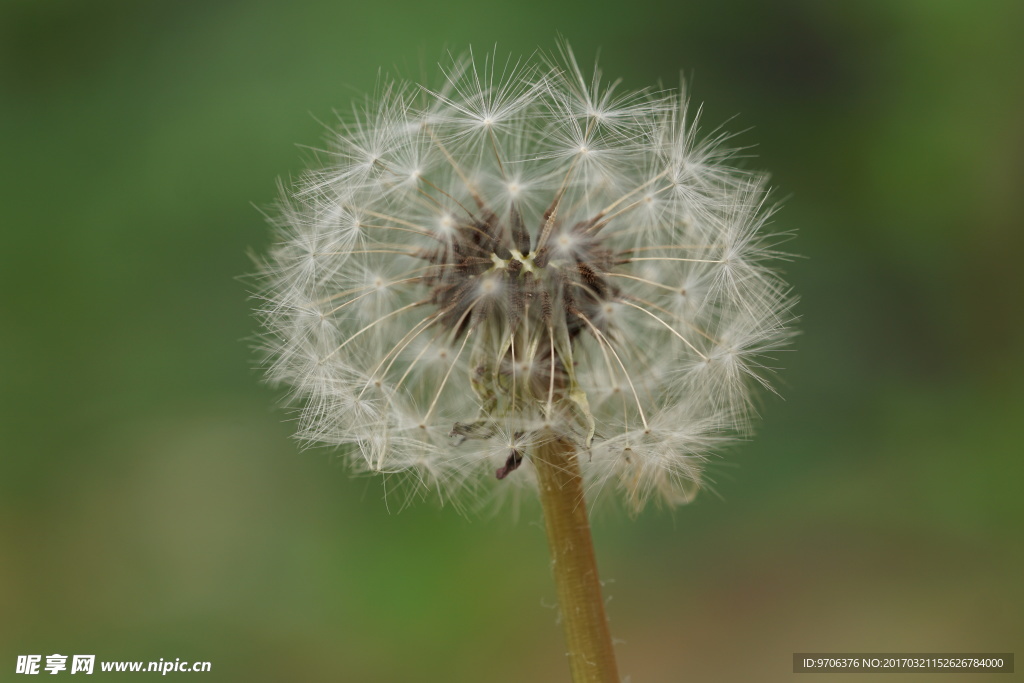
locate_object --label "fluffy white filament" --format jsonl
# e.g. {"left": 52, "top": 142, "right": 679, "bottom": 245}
{"left": 254, "top": 46, "right": 796, "bottom": 511}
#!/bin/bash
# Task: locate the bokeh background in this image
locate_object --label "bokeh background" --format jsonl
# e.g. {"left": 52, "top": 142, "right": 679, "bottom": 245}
{"left": 2, "top": 1, "right": 1022, "bottom": 681}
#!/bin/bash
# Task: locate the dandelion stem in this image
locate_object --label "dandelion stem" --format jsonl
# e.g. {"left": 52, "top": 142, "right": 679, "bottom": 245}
{"left": 532, "top": 435, "right": 619, "bottom": 683}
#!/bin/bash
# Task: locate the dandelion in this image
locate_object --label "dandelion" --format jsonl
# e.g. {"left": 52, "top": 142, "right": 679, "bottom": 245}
{"left": 254, "top": 44, "right": 795, "bottom": 682}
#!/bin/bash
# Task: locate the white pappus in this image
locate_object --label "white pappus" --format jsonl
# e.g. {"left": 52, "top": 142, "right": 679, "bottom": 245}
{"left": 254, "top": 45, "right": 797, "bottom": 512}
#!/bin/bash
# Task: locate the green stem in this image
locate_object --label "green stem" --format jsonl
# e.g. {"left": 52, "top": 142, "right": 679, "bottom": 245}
{"left": 533, "top": 435, "right": 620, "bottom": 683}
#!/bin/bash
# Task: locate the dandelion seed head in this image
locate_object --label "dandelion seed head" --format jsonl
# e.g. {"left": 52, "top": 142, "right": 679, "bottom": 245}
{"left": 254, "top": 45, "right": 796, "bottom": 511}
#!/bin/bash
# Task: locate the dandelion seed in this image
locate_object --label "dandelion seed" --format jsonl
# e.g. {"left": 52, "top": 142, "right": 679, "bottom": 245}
{"left": 255, "top": 46, "right": 795, "bottom": 511}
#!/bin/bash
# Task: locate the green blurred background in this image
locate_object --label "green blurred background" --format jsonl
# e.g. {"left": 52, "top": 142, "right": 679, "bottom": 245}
{"left": 2, "top": 1, "right": 1022, "bottom": 681}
